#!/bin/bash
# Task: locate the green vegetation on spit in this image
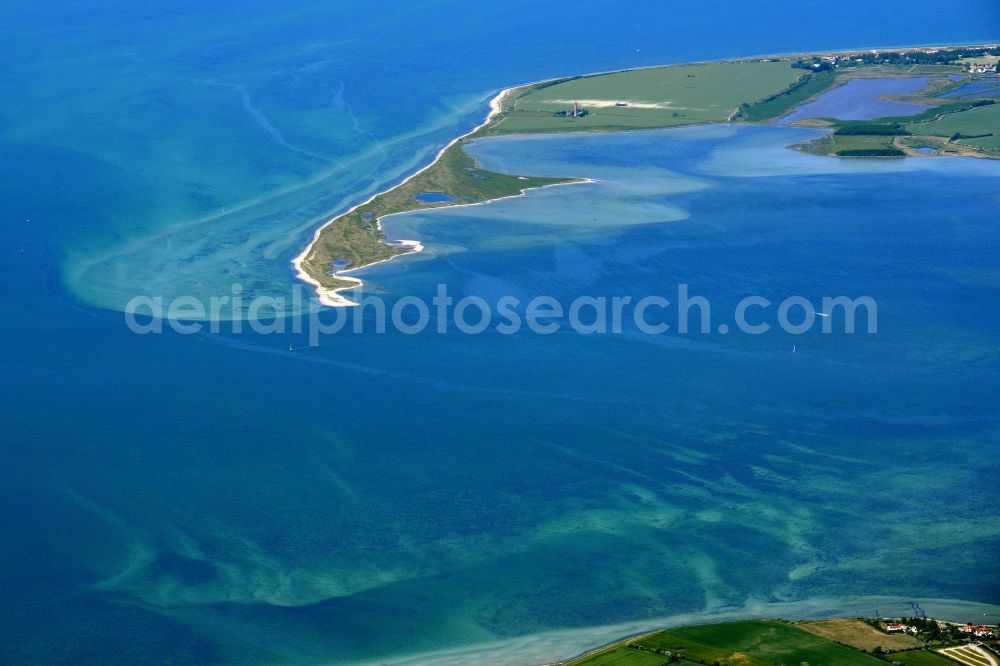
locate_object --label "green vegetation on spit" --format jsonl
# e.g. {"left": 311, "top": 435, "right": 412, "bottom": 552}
{"left": 297, "top": 140, "right": 577, "bottom": 291}
{"left": 737, "top": 70, "right": 837, "bottom": 122}
{"left": 299, "top": 46, "right": 1000, "bottom": 297}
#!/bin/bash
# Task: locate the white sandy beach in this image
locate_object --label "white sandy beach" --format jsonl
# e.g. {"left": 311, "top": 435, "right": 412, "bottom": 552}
{"left": 291, "top": 87, "right": 515, "bottom": 307}
{"left": 291, "top": 85, "right": 597, "bottom": 307}
{"left": 546, "top": 98, "right": 709, "bottom": 111}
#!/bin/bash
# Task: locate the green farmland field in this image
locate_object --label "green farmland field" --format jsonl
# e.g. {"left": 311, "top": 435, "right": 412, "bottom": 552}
{"left": 567, "top": 620, "right": 889, "bottom": 665}
{"left": 889, "top": 650, "right": 962, "bottom": 666}
{"left": 635, "top": 620, "right": 887, "bottom": 665}
{"left": 832, "top": 134, "right": 900, "bottom": 151}
{"left": 908, "top": 102, "right": 1000, "bottom": 151}
{"left": 799, "top": 132, "right": 903, "bottom": 157}
{"left": 488, "top": 61, "right": 803, "bottom": 134}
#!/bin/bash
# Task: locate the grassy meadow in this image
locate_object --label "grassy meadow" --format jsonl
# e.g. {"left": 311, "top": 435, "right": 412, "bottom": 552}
{"left": 832, "top": 134, "right": 902, "bottom": 153}
{"left": 797, "top": 132, "right": 904, "bottom": 157}
{"left": 798, "top": 618, "right": 923, "bottom": 651}
{"left": 487, "top": 61, "right": 804, "bottom": 133}
{"left": 908, "top": 102, "right": 1000, "bottom": 151}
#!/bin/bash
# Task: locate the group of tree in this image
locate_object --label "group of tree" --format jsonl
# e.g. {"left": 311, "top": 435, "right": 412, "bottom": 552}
{"left": 835, "top": 124, "right": 911, "bottom": 136}
{"left": 792, "top": 59, "right": 833, "bottom": 71}
{"left": 742, "top": 73, "right": 814, "bottom": 107}
{"left": 901, "top": 616, "right": 972, "bottom": 641}
{"left": 835, "top": 148, "right": 906, "bottom": 157}
{"left": 793, "top": 46, "right": 1000, "bottom": 70}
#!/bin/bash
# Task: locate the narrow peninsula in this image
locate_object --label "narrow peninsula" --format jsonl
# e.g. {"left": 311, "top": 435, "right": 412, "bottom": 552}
{"left": 295, "top": 44, "right": 1000, "bottom": 305}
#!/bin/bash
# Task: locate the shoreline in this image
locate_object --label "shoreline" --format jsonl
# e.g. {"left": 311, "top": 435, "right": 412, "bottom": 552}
{"left": 329, "top": 176, "right": 598, "bottom": 296}
{"left": 350, "top": 595, "right": 1000, "bottom": 666}
{"left": 291, "top": 86, "right": 519, "bottom": 307}
{"left": 292, "top": 41, "right": 999, "bottom": 306}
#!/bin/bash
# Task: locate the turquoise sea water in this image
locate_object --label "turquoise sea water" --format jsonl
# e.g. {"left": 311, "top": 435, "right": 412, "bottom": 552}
{"left": 3, "top": 2, "right": 1000, "bottom": 664}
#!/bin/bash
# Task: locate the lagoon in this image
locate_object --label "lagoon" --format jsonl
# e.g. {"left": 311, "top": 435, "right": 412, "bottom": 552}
{"left": 413, "top": 191, "right": 459, "bottom": 203}
{"left": 779, "top": 77, "right": 931, "bottom": 122}
{"left": 940, "top": 82, "right": 1000, "bottom": 98}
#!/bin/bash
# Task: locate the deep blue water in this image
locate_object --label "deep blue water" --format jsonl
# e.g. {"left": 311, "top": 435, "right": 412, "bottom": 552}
{"left": 2, "top": 2, "right": 1000, "bottom": 664}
